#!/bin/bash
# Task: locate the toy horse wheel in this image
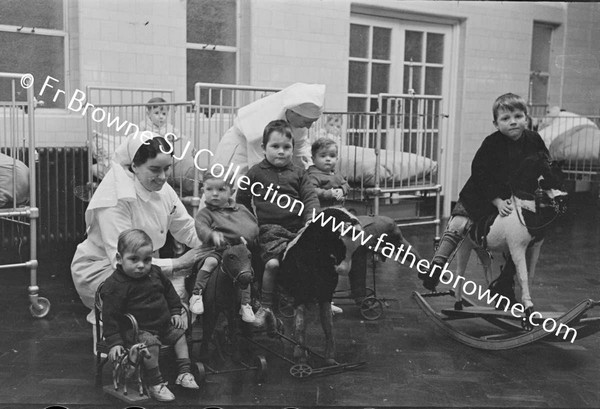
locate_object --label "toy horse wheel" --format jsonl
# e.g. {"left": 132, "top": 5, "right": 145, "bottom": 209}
{"left": 193, "top": 362, "right": 206, "bottom": 382}
{"left": 290, "top": 363, "right": 312, "bottom": 378}
{"left": 360, "top": 296, "right": 384, "bottom": 320}
{"left": 29, "top": 297, "right": 51, "bottom": 318}
{"left": 254, "top": 355, "right": 268, "bottom": 382}
{"left": 278, "top": 295, "right": 295, "bottom": 318}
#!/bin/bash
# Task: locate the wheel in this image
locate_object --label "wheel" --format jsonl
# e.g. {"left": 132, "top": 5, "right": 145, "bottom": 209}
{"left": 289, "top": 363, "right": 312, "bottom": 378}
{"left": 365, "top": 287, "right": 375, "bottom": 298}
{"left": 194, "top": 362, "right": 206, "bottom": 382}
{"left": 254, "top": 355, "right": 268, "bottom": 383}
{"left": 278, "top": 295, "right": 295, "bottom": 318}
{"left": 29, "top": 297, "right": 50, "bottom": 318}
{"left": 360, "top": 296, "right": 384, "bottom": 320}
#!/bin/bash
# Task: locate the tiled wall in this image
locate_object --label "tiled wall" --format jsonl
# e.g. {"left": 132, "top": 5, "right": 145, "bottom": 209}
{"left": 28, "top": 0, "right": 600, "bottom": 211}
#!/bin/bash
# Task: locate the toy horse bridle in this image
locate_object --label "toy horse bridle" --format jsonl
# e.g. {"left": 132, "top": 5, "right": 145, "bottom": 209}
{"left": 218, "top": 261, "right": 252, "bottom": 286}
{"left": 513, "top": 177, "right": 565, "bottom": 231}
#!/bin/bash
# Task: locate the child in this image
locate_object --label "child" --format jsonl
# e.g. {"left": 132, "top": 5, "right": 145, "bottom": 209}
{"left": 188, "top": 171, "right": 259, "bottom": 323}
{"left": 318, "top": 113, "right": 343, "bottom": 145}
{"left": 237, "top": 119, "right": 320, "bottom": 326}
{"left": 140, "top": 97, "right": 196, "bottom": 194}
{"left": 101, "top": 229, "right": 199, "bottom": 402}
{"left": 420, "top": 93, "right": 549, "bottom": 291}
{"left": 307, "top": 137, "right": 350, "bottom": 209}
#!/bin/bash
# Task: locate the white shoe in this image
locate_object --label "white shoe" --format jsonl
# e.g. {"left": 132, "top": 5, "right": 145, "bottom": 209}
{"left": 148, "top": 382, "right": 175, "bottom": 402}
{"left": 189, "top": 294, "right": 204, "bottom": 315}
{"left": 239, "top": 304, "right": 256, "bottom": 323}
{"left": 175, "top": 372, "right": 199, "bottom": 389}
{"left": 331, "top": 303, "right": 343, "bottom": 315}
{"left": 253, "top": 306, "right": 272, "bottom": 327}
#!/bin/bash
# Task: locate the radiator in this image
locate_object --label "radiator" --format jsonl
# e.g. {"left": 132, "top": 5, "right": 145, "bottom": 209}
{"left": 0, "top": 147, "right": 88, "bottom": 253}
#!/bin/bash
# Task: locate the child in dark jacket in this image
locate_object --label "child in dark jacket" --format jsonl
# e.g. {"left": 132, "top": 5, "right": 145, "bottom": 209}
{"left": 420, "top": 93, "right": 549, "bottom": 291}
{"left": 307, "top": 137, "right": 350, "bottom": 209}
{"left": 237, "top": 119, "right": 320, "bottom": 326}
{"left": 101, "top": 229, "right": 198, "bottom": 402}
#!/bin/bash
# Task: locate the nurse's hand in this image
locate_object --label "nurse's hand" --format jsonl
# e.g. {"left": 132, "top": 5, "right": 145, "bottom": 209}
{"left": 173, "top": 247, "right": 204, "bottom": 272}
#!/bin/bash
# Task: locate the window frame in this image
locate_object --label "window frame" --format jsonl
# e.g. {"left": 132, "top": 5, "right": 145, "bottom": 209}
{"left": 0, "top": 1, "right": 69, "bottom": 111}
{"left": 186, "top": 0, "right": 240, "bottom": 94}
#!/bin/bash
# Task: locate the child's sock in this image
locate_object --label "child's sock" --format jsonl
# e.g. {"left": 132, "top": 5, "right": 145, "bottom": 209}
{"left": 176, "top": 358, "right": 192, "bottom": 375}
{"left": 145, "top": 366, "right": 163, "bottom": 386}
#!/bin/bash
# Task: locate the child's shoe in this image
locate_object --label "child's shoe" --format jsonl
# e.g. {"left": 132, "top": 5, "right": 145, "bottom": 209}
{"left": 175, "top": 372, "right": 199, "bottom": 389}
{"left": 239, "top": 303, "right": 256, "bottom": 323}
{"left": 253, "top": 306, "right": 272, "bottom": 327}
{"left": 331, "top": 303, "right": 343, "bottom": 315}
{"left": 148, "top": 382, "right": 175, "bottom": 402}
{"left": 189, "top": 293, "right": 204, "bottom": 315}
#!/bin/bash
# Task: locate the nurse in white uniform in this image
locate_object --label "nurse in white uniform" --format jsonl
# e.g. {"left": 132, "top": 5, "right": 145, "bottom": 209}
{"left": 71, "top": 132, "right": 204, "bottom": 325}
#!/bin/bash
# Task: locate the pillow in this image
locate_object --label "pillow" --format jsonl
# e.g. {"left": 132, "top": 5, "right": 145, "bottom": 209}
{"left": 0, "top": 153, "right": 29, "bottom": 208}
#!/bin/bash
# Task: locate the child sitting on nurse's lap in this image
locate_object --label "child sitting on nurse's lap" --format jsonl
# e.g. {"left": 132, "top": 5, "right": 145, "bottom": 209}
{"left": 101, "top": 229, "right": 199, "bottom": 403}
{"left": 188, "top": 171, "right": 259, "bottom": 323}
{"left": 236, "top": 119, "right": 321, "bottom": 326}
{"left": 307, "top": 137, "right": 349, "bottom": 209}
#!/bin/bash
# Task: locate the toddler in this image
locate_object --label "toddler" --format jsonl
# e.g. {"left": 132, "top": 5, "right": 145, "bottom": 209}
{"left": 101, "top": 229, "right": 199, "bottom": 402}
{"left": 420, "top": 93, "right": 549, "bottom": 291}
{"left": 189, "top": 172, "right": 259, "bottom": 323}
{"left": 307, "top": 137, "right": 350, "bottom": 209}
{"left": 237, "top": 119, "right": 320, "bottom": 326}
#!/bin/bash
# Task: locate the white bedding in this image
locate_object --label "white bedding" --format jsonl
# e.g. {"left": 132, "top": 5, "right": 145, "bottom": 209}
{"left": 337, "top": 145, "right": 437, "bottom": 187}
{"left": 0, "top": 153, "right": 29, "bottom": 208}
{"left": 538, "top": 112, "right": 600, "bottom": 164}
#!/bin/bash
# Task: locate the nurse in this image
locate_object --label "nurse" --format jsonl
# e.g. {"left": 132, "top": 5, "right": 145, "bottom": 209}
{"left": 211, "top": 82, "right": 326, "bottom": 177}
{"left": 71, "top": 132, "right": 204, "bottom": 324}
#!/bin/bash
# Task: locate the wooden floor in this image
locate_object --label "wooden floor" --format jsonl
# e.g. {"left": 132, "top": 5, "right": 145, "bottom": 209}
{"left": 1, "top": 193, "right": 599, "bottom": 408}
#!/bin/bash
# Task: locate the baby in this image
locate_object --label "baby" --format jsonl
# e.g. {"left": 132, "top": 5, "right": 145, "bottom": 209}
{"left": 307, "top": 137, "right": 350, "bottom": 209}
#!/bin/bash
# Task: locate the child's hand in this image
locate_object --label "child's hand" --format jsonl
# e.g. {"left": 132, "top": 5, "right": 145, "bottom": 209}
{"left": 210, "top": 231, "right": 225, "bottom": 248}
{"left": 109, "top": 345, "right": 125, "bottom": 362}
{"left": 493, "top": 198, "right": 513, "bottom": 217}
{"left": 171, "top": 314, "right": 185, "bottom": 329}
{"left": 332, "top": 188, "right": 344, "bottom": 201}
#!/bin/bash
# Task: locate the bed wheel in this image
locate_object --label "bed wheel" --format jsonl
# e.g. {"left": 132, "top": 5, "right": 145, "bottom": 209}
{"left": 193, "top": 362, "right": 206, "bottom": 382}
{"left": 29, "top": 297, "right": 51, "bottom": 318}
{"left": 360, "top": 296, "right": 383, "bottom": 320}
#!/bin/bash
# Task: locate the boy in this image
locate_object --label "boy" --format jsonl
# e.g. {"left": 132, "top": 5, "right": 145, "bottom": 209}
{"left": 307, "top": 137, "right": 350, "bottom": 209}
{"left": 189, "top": 171, "right": 259, "bottom": 323}
{"left": 101, "top": 229, "right": 199, "bottom": 402}
{"left": 420, "top": 93, "right": 549, "bottom": 291}
{"left": 237, "top": 119, "right": 320, "bottom": 326}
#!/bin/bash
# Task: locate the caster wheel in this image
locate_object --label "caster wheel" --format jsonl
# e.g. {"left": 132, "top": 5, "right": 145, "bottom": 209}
{"left": 194, "top": 362, "right": 206, "bottom": 382}
{"left": 360, "top": 296, "right": 383, "bottom": 320}
{"left": 365, "top": 287, "right": 375, "bottom": 298}
{"left": 289, "top": 363, "right": 312, "bottom": 378}
{"left": 254, "top": 355, "right": 268, "bottom": 383}
{"left": 29, "top": 297, "right": 50, "bottom": 318}
{"left": 278, "top": 295, "right": 295, "bottom": 318}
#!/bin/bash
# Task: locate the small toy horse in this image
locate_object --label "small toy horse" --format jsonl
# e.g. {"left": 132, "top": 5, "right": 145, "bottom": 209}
{"left": 112, "top": 342, "right": 151, "bottom": 396}
{"left": 453, "top": 153, "right": 567, "bottom": 320}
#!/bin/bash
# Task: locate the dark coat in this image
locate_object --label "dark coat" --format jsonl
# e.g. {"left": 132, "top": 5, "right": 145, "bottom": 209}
{"left": 101, "top": 265, "right": 182, "bottom": 348}
{"left": 458, "top": 129, "right": 548, "bottom": 221}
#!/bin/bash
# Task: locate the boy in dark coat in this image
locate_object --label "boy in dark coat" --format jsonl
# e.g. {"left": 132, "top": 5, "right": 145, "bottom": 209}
{"left": 420, "top": 93, "right": 549, "bottom": 291}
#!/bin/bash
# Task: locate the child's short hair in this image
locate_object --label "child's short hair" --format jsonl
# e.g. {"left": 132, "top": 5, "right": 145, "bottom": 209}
{"left": 311, "top": 137, "right": 338, "bottom": 157}
{"left": 492, "top": 93, "right": 528, "bottom": 121}
{"left": 146, "top": 97, "right": 168, "bottom": 112}
{"left": 117, "top": 228, "right": 153, "bottom": 255}
{"left": 262, "top": 119, "right": 293, "bottom": 147}
{"left": 202, "top": 170, "right": 233, "bottom": 189}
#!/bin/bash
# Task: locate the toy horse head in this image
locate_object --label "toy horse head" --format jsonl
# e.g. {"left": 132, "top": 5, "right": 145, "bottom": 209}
{"left": 129, "top": 342, "right": 151, "bottom": 364}
{"left": 221, "top": 237, "right": 254, "bottom": 289}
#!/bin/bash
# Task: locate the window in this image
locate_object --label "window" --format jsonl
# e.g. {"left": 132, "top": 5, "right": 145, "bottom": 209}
{"left": 348, "top": 16, "right": 450, "bottom": 150}
{"left": 0, "top": 0, "right": 66, "bottom": 108}
{"left": 529, "top": 22, "right": 555, "bottom": 116}
{"left": 186, "top": 0, "right": 237, "bottom": 102}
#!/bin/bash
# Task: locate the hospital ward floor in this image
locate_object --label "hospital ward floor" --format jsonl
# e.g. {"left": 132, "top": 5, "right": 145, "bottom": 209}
{"left": 1, "top": 194, "right": 599, "bottom": 408}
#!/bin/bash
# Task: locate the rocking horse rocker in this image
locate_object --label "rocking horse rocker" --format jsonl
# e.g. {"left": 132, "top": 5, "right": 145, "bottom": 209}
{"left": 414, "top": 152, "right": 600, "bottom": 349}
